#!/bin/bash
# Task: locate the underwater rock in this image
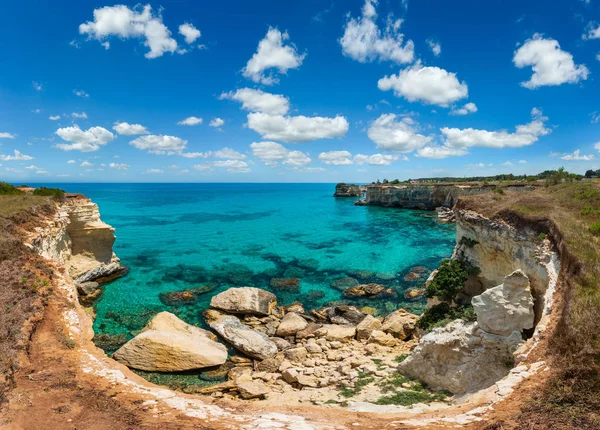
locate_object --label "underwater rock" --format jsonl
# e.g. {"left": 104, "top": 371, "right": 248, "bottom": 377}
{"left": 343, "top": 283, "right": 385, "bottom": 298}
{"left": 270, "top": 277, "right": 301, "bottom": 293}
{"left": 92, "top": 333, "right": 128, "bottom": 354}
{"left": 113, "top": 312, "right": 227, "bottom": 372}
{"left": 210, "top": 287, "right": 277, "bottom": 316}
{"left": 209, "top": 315, "right": 278, "bottom": 360}
{"left": 159, "top": 283, "right": 219, "bottom": 306}
{"left": 349, "top": 270, "right": 375, "bottom": 281}
{"left": 404, "top": 289, "right": 426, "bottom": 301}
{"left": 283, "top": 266, "right": 306, "bottom": 278}
{"left": 330, "top": 277, "right": 359, "bottom": 291}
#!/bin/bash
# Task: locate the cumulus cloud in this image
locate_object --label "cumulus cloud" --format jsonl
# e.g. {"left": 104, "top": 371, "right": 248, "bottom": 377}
{"left": 130, "top": 135, "right": 188, "bottom": 154}
{"left": 178, "top": 23, "right": 201, "bottom": 44}
{"left": 242, "top": 27, "right": 306, "bottom": 85}
{"left": 113, "top": 122, "right": 149, "bottom": 135}
{"left": 247, "top": 113, "right": 349, "bottom": 143}
{"left": 367, "top": 114, "right": 431, "bottom": 152}
{"left": 109, "top": 162, "right": 130, "bottom": 170}
{"left": 318, "top": 151, "right": 354, "bottom": 165}
{"left": 450, "top": 102, "right": 478, "bottom": 116}
{"left": 427, "top": 39, "right": 441, "bottom": 56}
{"left": 583, "top": 22, "right": 600, "bottom": 40}
{"left": 72, "top": 112, "right": 88, "bottom": 119}
{"left": 73, "top": 89, "right": 89, "bottom": 98}
{"left": 181, "top": 152, "right": 210, "bottom": 158}
{"left": 378, "top": 63, "right": 469, "bottom": 106}
{"left": 209, "top": 118, "right": 224, "bottom": 128}
{"left": 79, "top": 4, "right": 180, "bottom": 59}
{"left": 0, "top": 150, "right": 34, "bottom": 161}
{"left": 67, "top": 160, "right": 76, "bottom": 164}
{"left": 355, "top": 153, "right": 402, "bottom": 165}
{"left": 0, "top": 132, "right": 16, "bottom": 139}
{"left": 80, "top": 161, "right": 93, "bottom": 167}
{"left": 340, "top": 0, "right": 414, "bottom": 64}
{"left": 213, "top": 159, "right": 251, "bottom": 172}
{"left": 213, "top": 147, "right": 246, "bottom": 159}
{"left": 416, "top": 146, "right": 469, "bottom": 159}
{"left": 177, "top": 116, "right": 203, "bottom": 126}
{"left": 25, "top": 165, "right": 38, "bottom": 170}
{"left": 145, "top": 169, "right": 163, "bottom": 174}
{"left": 513, "top": 34, "right": 589, "bottom": 89}
{"left": 219, "top": 88, "right": 290, "bottom": 115}
{"left": 55, "top": 125, "right": 115, "bottom": 152}
{"left": 560, "top": 150, "right": 595, "bottom": 161}
{"left": 49, "top": 115, "right": 61, "bottom": 121}
{"left": 251, "top": 141, "right": 311, "bottom": 167}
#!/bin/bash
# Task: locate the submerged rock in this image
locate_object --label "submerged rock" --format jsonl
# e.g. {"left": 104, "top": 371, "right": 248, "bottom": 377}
{"left": 210, "top": 287, "right": 277, "bottom": 316}
{"left": 404, "top": 288, "right": 426, "bottom": 300}
{"left": 344, "top": 283, "right": 385, "bottom": 297}
{"left": 270, "top": 277, "right": 301, "bottom": 293}
{"left": 159, "top": 283, "right": 218, "bottom": 306}
{"left": 113, "top": 312, "right": 227, "bottom": 372}
{"left": 209, "top": 315, "right": 278, "bottom": 360}
{"left": 330, "top": 277, "right": 359, "bottom": 291}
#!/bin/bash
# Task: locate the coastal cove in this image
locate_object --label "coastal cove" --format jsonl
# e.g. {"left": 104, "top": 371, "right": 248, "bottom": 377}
{"left": 39, "top": 183, "right": 455, "bottom": 365}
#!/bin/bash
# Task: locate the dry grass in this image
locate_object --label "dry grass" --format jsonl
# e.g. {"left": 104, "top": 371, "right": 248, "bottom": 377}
{"left": 458, "top": 180, "right": 600, "bottom": 429}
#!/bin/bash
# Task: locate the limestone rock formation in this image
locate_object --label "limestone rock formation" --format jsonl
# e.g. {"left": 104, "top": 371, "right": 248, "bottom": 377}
{"left": 333, "top": 183, "right": 363, "bottom": 197}
{"left": 356, "top": 315, "right": 382, "bottom": 340}
{"left": 210, "top": 287, "right": 277, "bottom": 316}
{"left": 113, "top": 312, "right": 227, "bottom": 372}
{"left": 472, "top": 270, "right": 535, "bottom": 336}
{"left": 276, "top": 312, "right": 308, "bottom": 337}
{"left": 209, "top": 315, "right": 278, "bottom": 360}
{"left": 315, "top": 324, "right": 356, "bottom": 341}
{"left": 381, "top": 309, "right": 418, "bottom": 340}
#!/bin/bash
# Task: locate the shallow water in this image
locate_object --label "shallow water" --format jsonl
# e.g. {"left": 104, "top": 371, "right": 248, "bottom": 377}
{"left": 53, "top": 183, "right": 455, "bottom": 360}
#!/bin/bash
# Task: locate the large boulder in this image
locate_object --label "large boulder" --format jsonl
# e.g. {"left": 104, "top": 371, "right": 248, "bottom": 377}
{"left": 315, "top": 324, "right": 356, "bottom": 341}
{"left": 276, "top": 312, "right": 308, "bottom": 336}
{"left": 381, "top": 309, "right": 418, "bottom": 340}
{"left": 356, "top": 315, "right": 382, "bottom": 340}
{"left": 210, "top": 287, "right": 277, "bottom": 316}
{"left": 472, "top": 270, "right": 535, "bottom": 336}
{"left": 113, "top": 312, "right": 227, "bottom": 372}
{"left": 209, "top": 315, "right": 278, "bottom": 360}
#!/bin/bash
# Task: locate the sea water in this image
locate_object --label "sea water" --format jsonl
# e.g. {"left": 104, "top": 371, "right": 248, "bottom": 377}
{"left": 47, "top": 183, "right": 455, "bottom": 386}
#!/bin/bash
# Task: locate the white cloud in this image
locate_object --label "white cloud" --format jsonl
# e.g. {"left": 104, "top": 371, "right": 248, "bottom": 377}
{"left": 25, "top": 165, "right": 38, "bottom": 170}
{"left": 33, "top": 81, "right": 42, "bottom": 91}
{"left": 518, "top": 160, "right": 527, "bottom": 164}
{"left": 73, "top": 89, "right": 89, "bottom": 98}
{"left": 181, "top": 152, "right": 210, "bottom": 158}
{"left": 192, "top": 164, "right": 212, "bottom": 171}
{"left": 55, "top": 125, "right": 115, "bottom": 152}
{"left": 219, "top": 88, "right": 290, "bottom": 115}
{"left": 247, "top": 113, "right": 349, "bottom": 143}
{"left": 80, "top": 161, "right": 93, "bottom": 167}
{"left": 0, "top": 132, "right": 16, "bottom": 139}
{"left": 592, "top": 112, "right": 600, "bottom": 124}
{"left": 513, "top": 34, "right": 589, "bottom": 89}
{"left": 72, "top": 112, "right": 88, "bottom": 119}
{"left": 450, "top": 102, "right": 478, "bottom": 116}
{"left": 130, "top": 135, "right": 187, "bottom": 154}
{"left": 67, "top": 160, "right": 76, "bottom": 164}
{"left": 36, "top": 170, "right": 50, "bottom": 175}
{"left": 79, "top": 5, "right": 179, "bottom": 59}
{"left": 109, "top": 162, "right": 129, "bottom": 170}
{"left": 427, "top": 39, "right": 441, "bottom": 56}
{"left": 354, "top": 153, "right": 400, "bottom": 166}
{"left": 340, "top": 0, "right": 414, "bottom": 64}
{"left": 177, "top": 116, "right": 203, "bottom": 126}
{"left": 583, "top": 22, "right": 600, "bottom": 40}
{"left": 560, "top": 150, "right": 595, "bottom": 161}
{"left": 378, "top": 63, "right": 469, "bottom": 106}
{"left": 595, "top": 142, "right": 600, "bottom": 151}
{"left": 468, "top": 162, "right": 485, "bottom": 169}
{"left": 251, "top": 141, "right": 311, "bottom": 167}
{"left": 502, "top": 161, "right": 514, "bottom": 167}
{"left": 49, "top": 115, "right": 61, "bottom": 120}
{"left": 242, "top": 27, "right": 306, "bottom": 85}
{"left": 213, "top": 147, "right": 246, "bottom": 159}
{"left": 113, "top": 122, "right": 149, "bottom": 135}
{"left": 209, "top": 118, "right": 224, "bottom": 128}
{"left": 416, "top": 145, "right": 468, "bottom": 159}
{"left": 145, "top": 169, "right": 164, "bottom": 174}
{"left": 367, "top": 114, "right": 431, "bottom": 152}
{"left": 179, "top": 23, "right": 201, "bottom": 44}
{"left": 32, "top": 109, "right": 41, "bottom": 114}
{"left": 318, "top": 150, "right": 354, "bottom": 165}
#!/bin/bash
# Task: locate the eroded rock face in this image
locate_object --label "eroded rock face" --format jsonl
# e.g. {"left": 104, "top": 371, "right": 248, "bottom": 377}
{"left": 209, "top": 315, "right": 278, "bottom": 360}
{"left": 210, "top": 287, "right": 277, "bottom": 316}
{"left": 113, "top": 312, "right": 227, "bottom": 372}
{"left": 333, "top": 183, "right": 363, "bottom": 197}
{"left": 472, "top": 270, "right": 535, "bottom": 336}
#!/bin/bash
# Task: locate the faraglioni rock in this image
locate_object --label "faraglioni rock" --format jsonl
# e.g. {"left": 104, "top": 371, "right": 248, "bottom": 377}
{"left": 333, "top": 183, "right": 363, "bottom": 197}
{"left": 113, "top": 312, "right": 227, "bottom": 372}
{"left": 209, "top": 315, "right": 278, "bottom": 360}
{"left": 210, "top": 287, "right": 277, "bottom": 316}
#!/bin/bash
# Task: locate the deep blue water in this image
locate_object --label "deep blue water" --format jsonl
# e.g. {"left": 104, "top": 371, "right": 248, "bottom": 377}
{"left": 39, "top": 183, "right": 456, "bottom": 347}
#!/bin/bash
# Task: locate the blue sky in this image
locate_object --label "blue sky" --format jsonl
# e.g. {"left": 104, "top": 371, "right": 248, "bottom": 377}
{"left": 1, "top": 0, "right": 599, "bottom": 182}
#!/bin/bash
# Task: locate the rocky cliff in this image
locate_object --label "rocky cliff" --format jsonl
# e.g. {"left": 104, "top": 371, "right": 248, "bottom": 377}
{"left": 333, "top": 183, "right": 363, "bottom": 197}
{"left": 357, "top": 184, "right": 531, "bottom": 210}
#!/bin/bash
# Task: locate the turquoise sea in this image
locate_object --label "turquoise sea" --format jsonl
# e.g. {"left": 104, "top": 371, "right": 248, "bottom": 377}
{"left": 44, "top": 183, "right": 455, "bottom": 366}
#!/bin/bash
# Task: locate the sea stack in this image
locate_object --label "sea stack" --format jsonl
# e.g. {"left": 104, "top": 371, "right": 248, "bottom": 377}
{"left": 333, "top": 183, "right": 363, "bottom": 197}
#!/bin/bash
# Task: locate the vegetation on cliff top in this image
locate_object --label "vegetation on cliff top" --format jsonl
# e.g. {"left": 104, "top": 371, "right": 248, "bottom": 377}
{"left": 457, "top": 180, "right": 600, "bottom": 429}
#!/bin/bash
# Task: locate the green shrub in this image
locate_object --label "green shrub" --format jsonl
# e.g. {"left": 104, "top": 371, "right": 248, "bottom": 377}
{"left": 0, "top": 182, "right": 24, "bottom": 195}
{"left": 590, "top": 222, "right": 600, "bottom": 236}
{"left": 32, "top": 186, "right": 65, "bottom": 201}
{"left": 425, "top": 259, "right": 474, "bottom": 300}
{"left": 538, "top": 232, "right": 547, "bottom": 241}
{"left": 493, "top": 187, "right": 505, "bottom": 195}
{"left": 417, "top": 303, "right": 476, "bottom": 331}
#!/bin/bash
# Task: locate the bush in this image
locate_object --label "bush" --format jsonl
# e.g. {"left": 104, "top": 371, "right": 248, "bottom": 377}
{"left": 493, "top": 187, "right": 505, "bottom": 195}
{"left": 32, "top": 187, "right": 65, "bottom": 201}
{"left": 590, "top": 222, "right": 600, "bottom": 236}
{"left": 417, "top": 303, "right": 477, "bottom": 331}
{"left": 0, "top": 182, "right": 24, "bottom": 195}
{"left": 425, "top": 259, "right": 473, "bottom": 300}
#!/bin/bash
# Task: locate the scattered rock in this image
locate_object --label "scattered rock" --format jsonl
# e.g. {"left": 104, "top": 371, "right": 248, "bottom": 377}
{"left": 209, "top": 315, "right": 278, "bottom": 360}
{"left": 344, "top": 283, "right": 385, "bottom": 297}
{"left": 381, "top": 309, "right": 418, "bottom": 340}
{"left": 284, "top": 346, "right": 308, "bottom": 363}
{"left": 210, "top": 287, "right": 277, "bottom": 316}
{"left": 356, "top": 315, "right": 382, "bottom": 340}
{"left": 270, "top": 337, "right": 293, "bottom": 351}
{"left": 315, "top": 324, "right": 356, "bottom": 342}
{"left": 256, "top": 357, "right": 281, "bottom": 373}
{"left": 368, "top": 330, "right": 397, "bottom": 347}
{"left": 296, "top": 323, "right": 322, "bottom": 339}
{"left": 297, "top": 375, "right": 318, "bottom": 387}
{"left": 276, "top": 312, "right": 308, "bottom": 336}
{"left": 237, "top": 380, "right": 270, "bottom": 399}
